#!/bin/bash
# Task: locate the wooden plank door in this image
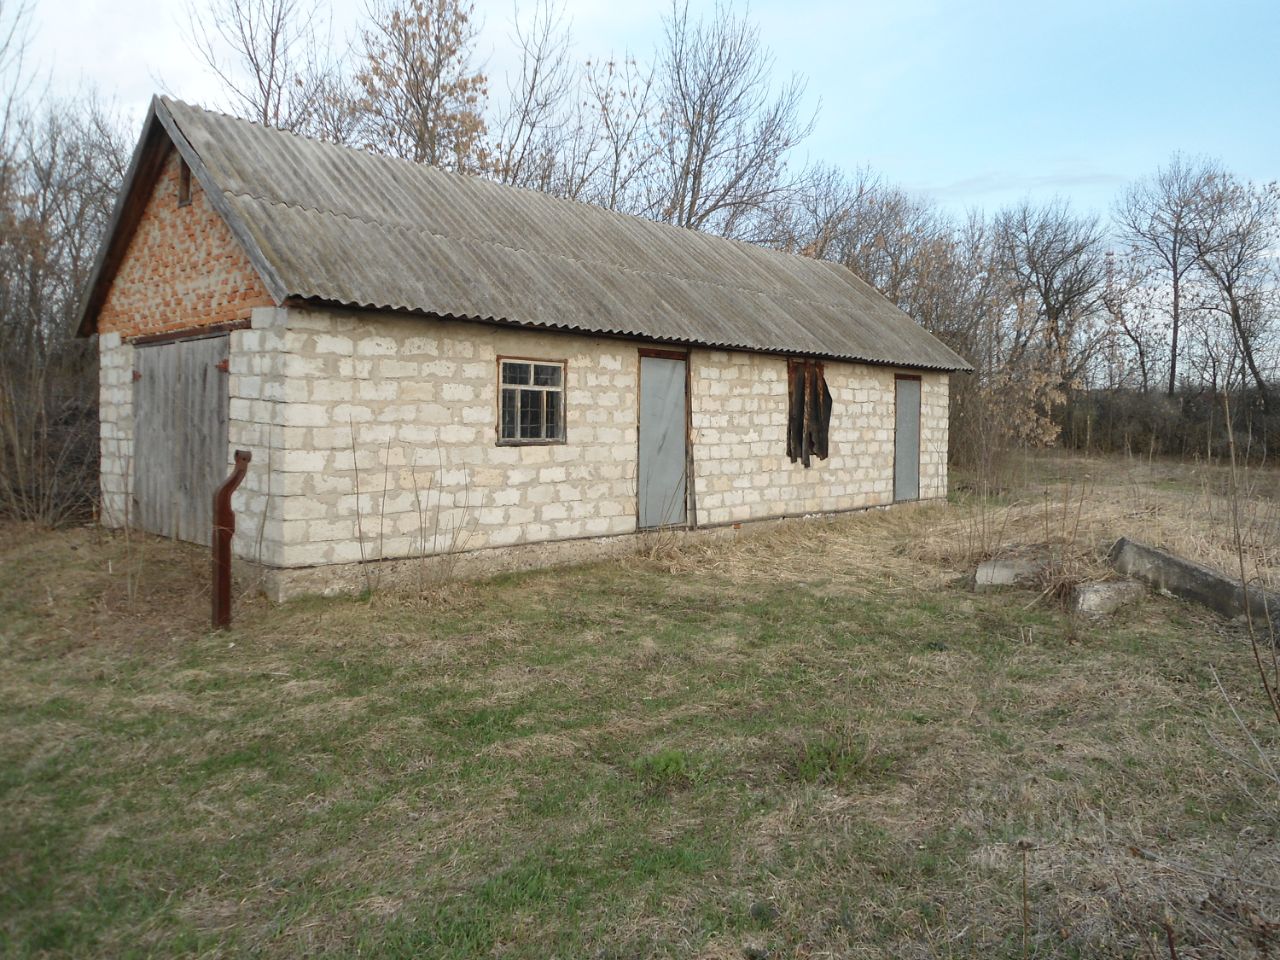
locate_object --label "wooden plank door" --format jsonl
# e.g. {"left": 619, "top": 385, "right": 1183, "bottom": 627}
{"left": 132, "top": 335, "right": 230, "bottom": 545}
{"left": 894, "top": 375, "right": 921, "bottom": 502}
{"left": 637, "top": 354, "right": 688, "bottom": 529}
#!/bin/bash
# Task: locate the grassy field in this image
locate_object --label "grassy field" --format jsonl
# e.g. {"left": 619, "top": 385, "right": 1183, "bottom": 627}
{"left": 2, "top": 453, "right": 1279, "bottom": 958}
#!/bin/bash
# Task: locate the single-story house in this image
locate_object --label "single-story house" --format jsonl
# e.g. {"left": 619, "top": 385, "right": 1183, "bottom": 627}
{"left": 78, "top": 96, "right": 970, "bottom": 598}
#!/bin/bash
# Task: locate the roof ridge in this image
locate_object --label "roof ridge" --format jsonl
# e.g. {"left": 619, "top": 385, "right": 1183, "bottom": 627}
{"left": 161, "top": 95, "right": 852, "bottom": 274}
{"left": 140, "top": 96, "right": 971, "bottom": 371}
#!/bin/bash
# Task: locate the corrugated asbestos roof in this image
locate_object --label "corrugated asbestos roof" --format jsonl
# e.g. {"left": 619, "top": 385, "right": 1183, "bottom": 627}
{"left": 82, "top": 96, "right": 970, "bottom": 371}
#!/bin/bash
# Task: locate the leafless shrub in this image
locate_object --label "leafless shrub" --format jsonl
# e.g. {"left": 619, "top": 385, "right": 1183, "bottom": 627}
{"left": 488, "top": 0, "right": 573, "bottom": 192}
{"left": 0, "top": 83, "right": 130, "bottom": 526}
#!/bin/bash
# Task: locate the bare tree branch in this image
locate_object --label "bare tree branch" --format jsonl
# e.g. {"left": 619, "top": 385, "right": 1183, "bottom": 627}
{"left": 650, "top": 0, "right": 814, "bottom": 240}
{"left": 185, "top": 0, "right": 332, "bottom": 131}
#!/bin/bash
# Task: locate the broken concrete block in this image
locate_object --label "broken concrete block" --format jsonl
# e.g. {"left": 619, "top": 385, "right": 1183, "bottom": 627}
{"left": 1110, "top": 537, "right": 1280, "bottom": 632}
{"left": 1070, "top": 579, "right": 1146, "bottom": 617}
{"left": 973, "top": 558, "right": 1041, "bottom": 592}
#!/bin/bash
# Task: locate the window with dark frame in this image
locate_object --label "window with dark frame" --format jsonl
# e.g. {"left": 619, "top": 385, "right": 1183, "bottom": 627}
{"left": 178, "top": 159, "right": 192, "bottom": 206}
{"left": 786, "top": 358, "right": 833, "bottom": 468}
{"left": 499, "top": 358, "right": 565, "bottom": 443}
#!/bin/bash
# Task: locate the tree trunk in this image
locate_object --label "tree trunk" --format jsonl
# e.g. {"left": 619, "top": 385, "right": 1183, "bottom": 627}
{"left": 1167, "top": 276, "right": 1180, "bottom": 397}
{"left": 1229, "top": 296, "right": 1271, "bottom": 414}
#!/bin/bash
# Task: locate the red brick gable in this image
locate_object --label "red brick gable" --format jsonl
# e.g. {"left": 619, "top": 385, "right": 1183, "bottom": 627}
{"left": 97, "top": 147, "right": 274, "bottom": 339}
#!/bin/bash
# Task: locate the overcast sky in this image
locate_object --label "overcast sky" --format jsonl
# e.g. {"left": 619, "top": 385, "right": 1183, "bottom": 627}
{"left": 20, "top": 0, "right": 1280, "bottom": 218}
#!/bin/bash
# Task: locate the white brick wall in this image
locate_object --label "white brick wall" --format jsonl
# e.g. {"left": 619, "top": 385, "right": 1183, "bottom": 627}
{"left": 920, "top": 374, "right": 950, "bottom": 500}
{"left": 690, "top": 351, "right": 949, "bottom": 525}
{"left": 263, "top": 307, "right": 640, "bottom": 567}
{"left": 98, "top": 303, "right": 952, "bottom": 569}
{"left": 227, "top": 307, "right": 290, "bottom": 564}
{"left": 98, "top": 332, "right": 134, "bottom": 527}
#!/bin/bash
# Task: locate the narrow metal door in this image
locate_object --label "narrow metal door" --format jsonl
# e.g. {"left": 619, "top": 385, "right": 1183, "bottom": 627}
{"left": 133, "top": 335, "right": 230, "bottom": 544}
{"left": 638, "top": 354, "right": 687, "bottom": 528}
{"left": 894, "top": 376, "right": 921, "bottom": 502}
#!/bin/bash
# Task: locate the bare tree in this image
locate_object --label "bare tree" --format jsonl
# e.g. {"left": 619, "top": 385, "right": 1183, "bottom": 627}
{"left": 1187, "top": 172, "right": 1279, "bottom": 413}
{"left": 306, "top": 67, "right": 368, "bottom": 145}
{"left": 489, "top": 0, "right": 573, "bottom": 191}
{"left": 186, "top": 0, "right": 331, "bottom": 130}
{"left": 571, "top": 52, "right": 658, "bottom": 211}
{"left": 0, "top": 95, "right": 131, "bottom": 523}
{"left": 994, "top": 200, "right": 1108, "bottom": 394}
{"left": 355, "top": 0, "right": 488, "bottom": 171}
{"left": 840, "top": 182, "right": 946, "bottom": 306}
{"left": 1100, "top": 249, "right": 1163, "bottom": 394}
{"left": 650, "top": 0, "right": 813, "bottom": 240}
{"left": 1182, "top": 172, "right": 1274, "bottom": 414}
{"left": 0, "top": 0, "right": 30, "bottom": 100}
{"left": 773, "top": 163, "right": 870, "bottom": 259}
{"left": 1114, "top": 153, "right": 1210, "bottom": 395}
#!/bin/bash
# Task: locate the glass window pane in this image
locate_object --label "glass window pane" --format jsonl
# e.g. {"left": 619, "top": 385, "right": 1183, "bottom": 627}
{"left": 533, "top": 363, "right": 562, "bottom": 387}
{"left": 502, "top": 361, "right": 531, "bottom": 385}
{"left": 545, "top": 390, "right": 562, "bottom": 439}
{"left": 500, "top": 388, "right": 518, "bottom": 439}
{"left": 519, "top": 388, "right": 542, "bottom": 439}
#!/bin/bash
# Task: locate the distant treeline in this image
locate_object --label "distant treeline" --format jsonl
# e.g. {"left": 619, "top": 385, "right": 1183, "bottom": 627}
{"left": 1060, "top": 387, "right": 1280, "bottom": 463}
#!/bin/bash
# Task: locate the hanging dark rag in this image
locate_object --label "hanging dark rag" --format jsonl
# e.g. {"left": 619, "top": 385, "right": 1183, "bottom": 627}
{"left": 786, "top": 360, "right": 833, "bottom": 467}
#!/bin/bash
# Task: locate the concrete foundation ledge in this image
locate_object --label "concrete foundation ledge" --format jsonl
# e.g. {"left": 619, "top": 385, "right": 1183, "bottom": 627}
{"left": 240, "top": 499, "right": 944, "bottom": 601}
{"left": 1109, "top": 536, "right": 1280, "bottom": 633}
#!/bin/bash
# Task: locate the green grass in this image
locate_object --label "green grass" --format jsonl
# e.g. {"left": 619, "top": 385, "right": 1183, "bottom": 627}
{"left": 2, "top": 459, "right": 1279, "bottom": 958}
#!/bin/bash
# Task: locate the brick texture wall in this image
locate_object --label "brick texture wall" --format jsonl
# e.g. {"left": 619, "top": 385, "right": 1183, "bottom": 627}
{"left": 690, "top": 351, "right": 949, "bottom": 525}
{"left": 234, "top": 307, "right": 640, "bottom": 567}
{"left": 226, "top": 306, "right": 950, "bottom": 569}
{"left": 97, "top": 148, "right": 273, "bottom": 339}
{"left": 919, "top": 375, "right": 950, "bottom": 500}
{"left": 98, "top": 332, "right": 134, "bottom": 527}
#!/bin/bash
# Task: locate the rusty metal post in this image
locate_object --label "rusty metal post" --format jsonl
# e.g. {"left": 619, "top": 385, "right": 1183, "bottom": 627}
{"left": 213, "top": 449, "right": 252, "bottom": 630}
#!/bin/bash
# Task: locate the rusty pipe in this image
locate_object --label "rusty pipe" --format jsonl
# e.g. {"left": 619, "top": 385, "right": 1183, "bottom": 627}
{"left": 212, "top": 449, "right": 252, "bottom": 630}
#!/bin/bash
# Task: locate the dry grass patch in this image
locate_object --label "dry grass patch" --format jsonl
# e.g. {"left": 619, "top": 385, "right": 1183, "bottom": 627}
{"left": 2, "top": 452, "right": 1279, "bottom": 958}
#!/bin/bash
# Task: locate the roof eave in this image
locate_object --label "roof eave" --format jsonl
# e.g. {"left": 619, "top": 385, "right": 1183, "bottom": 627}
{"left": 288, "top": 295, "right": 975, "bottom": 372}
{"left": 73, "top": 97, "right": 167, "bottom": 338}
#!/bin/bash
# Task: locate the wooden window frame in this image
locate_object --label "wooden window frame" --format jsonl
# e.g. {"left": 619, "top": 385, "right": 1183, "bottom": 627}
{"left": 495, "top": 355, "right": 568, "bottom": 446}
{"left": 637, "top": 347, "right": 689, "bottom": 361}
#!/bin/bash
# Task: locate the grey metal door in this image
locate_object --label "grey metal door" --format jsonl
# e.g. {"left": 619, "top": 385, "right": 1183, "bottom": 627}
{"left": 133, "top": 335, "right": 230, "bottom": 545}
{"left": 638, "top": 354, "right": 687, "bottom": 528}
{"left": 894, "top": 376, "right": 921, "bottom": 502}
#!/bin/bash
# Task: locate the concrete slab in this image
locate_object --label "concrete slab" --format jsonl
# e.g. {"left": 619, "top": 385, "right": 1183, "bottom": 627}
{"left": 974, "top": 558, "right": 1041, "bottom": 592}
{"left": 1070, "top": 579, "right": 1146, "bottom": 617}
{"left": 1109, "top": 537, "right": 1280, "bottom": 632}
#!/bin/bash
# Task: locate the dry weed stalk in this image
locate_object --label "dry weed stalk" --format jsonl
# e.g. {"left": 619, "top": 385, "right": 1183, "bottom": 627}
{"left": 348, "top": 415, "right": 372, "bottom": 596}
{"left": 404, "top": 437, "right": 479, "bottom": 598}
{"left": 1221, "top": 392, "right": 1280, "bottom": 726}
{"left": 372, "top": 434, "right": 393, "bottom": 594}
{"left": 409, "top": 449, "right": 433, "bottom": 596}
{"left": 343, "top": 425, "right": 481, "bottom": 600}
